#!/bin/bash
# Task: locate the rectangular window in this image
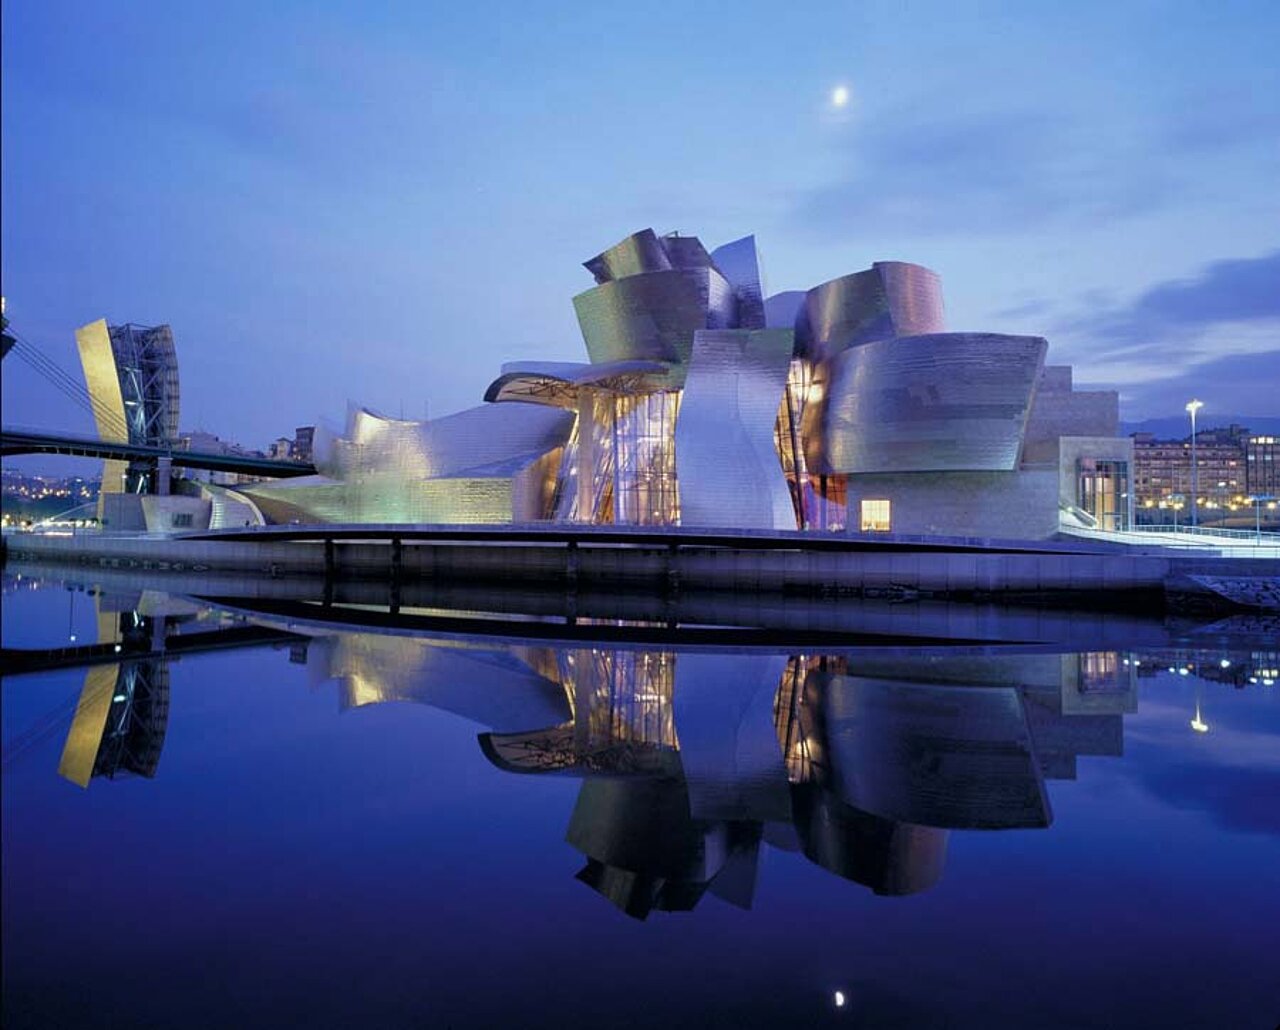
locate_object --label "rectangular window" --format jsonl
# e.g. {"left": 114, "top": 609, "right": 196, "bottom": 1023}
{"left": 860, "top": 498, "right": 891, "bottom": 532}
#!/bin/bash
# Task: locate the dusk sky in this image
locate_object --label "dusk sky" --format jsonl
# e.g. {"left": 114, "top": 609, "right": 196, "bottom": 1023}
{"left": 3, "top": 0, "right": 1278, "bottom": 454}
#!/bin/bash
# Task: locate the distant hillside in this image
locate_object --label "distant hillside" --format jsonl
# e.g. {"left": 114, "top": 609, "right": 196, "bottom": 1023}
{"left": 1120, "top": 414, "right": 1280, "bottom": 439}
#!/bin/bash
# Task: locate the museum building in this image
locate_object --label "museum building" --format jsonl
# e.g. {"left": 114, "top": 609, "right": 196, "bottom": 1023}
{"left": 83, "top": 229, "right": 1134, "bottom": 538}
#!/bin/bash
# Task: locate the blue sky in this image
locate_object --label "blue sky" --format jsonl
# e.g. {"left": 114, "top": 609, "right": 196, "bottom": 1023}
{"left": 3, "top": 0, "right": 1278, "bottom": 452}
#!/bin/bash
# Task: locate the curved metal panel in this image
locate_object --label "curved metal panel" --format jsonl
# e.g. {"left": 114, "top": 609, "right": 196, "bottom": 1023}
{"left": 805, "top": 333, "right": 1047, "bottom": 474}
{"left": 572, "top": 267, "right": 735, "bottom": 368}
{"left": 710, "top": 235, "right": 767, "bottom": 329}
{"left": 660, "top": 233, "right": 715, "bottom": 272}
{"left": 583, "top": 228, "right": 672, "bottom": 284}
{"left": 876, "top": 261, "right": 945, "bottom": 338}
{"left": 675, "top": 329, "right": 796, "bottom": 529}
{"left": 795, "top": 262, "right": 943, "bottom": 362}
{"left": 247, "top": 402, "right": 572, "bottom": 524}
{"left": 764, "top": 290, "right": 805, "bottom": 331}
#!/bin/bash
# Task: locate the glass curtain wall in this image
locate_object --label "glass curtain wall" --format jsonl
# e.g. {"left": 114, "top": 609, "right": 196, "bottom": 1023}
{"left": 552, "top": 389, "right": 681, "bottom": 526}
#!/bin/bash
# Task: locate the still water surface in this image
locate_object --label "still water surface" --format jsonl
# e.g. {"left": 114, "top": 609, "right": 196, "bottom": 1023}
{"left": 3, "top": 572, "right": 1278, "bottom": 1029}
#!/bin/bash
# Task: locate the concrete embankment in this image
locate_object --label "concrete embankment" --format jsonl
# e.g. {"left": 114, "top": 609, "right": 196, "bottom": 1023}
{"left": 5, "top": 526, "right": 1277, "bottom": 611}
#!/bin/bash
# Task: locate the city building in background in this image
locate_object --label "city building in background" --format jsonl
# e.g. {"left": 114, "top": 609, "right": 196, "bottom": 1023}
{"left": 1132, "top": 423, "right": 1277, "bottom": 525}
{"left": 292, "top": 425, "right": 316, "bottom": 463}
{"left": 74, "top": 230, "right": 1134, "bottom": 539}
{"left": 1246, "top": 434, "right": 1278, "bottom": 497}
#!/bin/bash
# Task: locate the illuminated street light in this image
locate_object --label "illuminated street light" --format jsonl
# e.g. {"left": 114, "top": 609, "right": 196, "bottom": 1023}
{"left": 1246, "top": 494, "right": 1276, "bottom": 543}
{"left": 1185, "top": 400, "right": 1203, "bottom": 528}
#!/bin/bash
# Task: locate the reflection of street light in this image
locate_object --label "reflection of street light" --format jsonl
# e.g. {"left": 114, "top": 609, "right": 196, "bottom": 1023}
{"left": 1190, "top": 683, "right": 1209, "bottom": 733}
{"left": 1186, "top": 400, "right": 1203, "bottom": 528}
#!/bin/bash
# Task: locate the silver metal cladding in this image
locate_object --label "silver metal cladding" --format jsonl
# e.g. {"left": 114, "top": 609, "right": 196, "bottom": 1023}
{"left": 795, "top": 263, "right": 944, "bottom": 362}
{"left": 804, "top": 333, "right": 1048, "bottom": 475}
{"left": 583, "top": 229, "right": 673, "bottom": 284}
{"left": 675, "top": 328, "right": 797, "bottom": 529}
{"left": 710, "top": 235, "right": 767, "bottom": 330}
{"left": 572, "top": 266, "right": 736, "bottom": 368}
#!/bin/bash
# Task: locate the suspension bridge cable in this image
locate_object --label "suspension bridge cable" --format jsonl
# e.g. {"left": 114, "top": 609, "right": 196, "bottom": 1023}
{"left": 7, "top": 329, "right": 132, "bottom": 438}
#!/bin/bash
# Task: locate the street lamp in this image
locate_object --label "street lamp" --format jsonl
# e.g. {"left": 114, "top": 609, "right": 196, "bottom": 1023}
{"left": 1246, "top": 494, "right": 1276, "bottom": 543}
{"left": 1185, "top": 399, "right": 1203, "bottom": 528}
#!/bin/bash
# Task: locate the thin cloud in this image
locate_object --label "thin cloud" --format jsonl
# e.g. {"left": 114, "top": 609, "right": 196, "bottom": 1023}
{"left": 791, "top": 108, "right": 1182, "bottom": 237}
{"left": 1051, "top": 250, "right": 1280, "bottom": 417}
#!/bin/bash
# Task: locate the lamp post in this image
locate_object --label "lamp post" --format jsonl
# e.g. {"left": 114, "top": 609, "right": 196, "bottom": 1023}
{"left": 1248, "top": 495, "right": 1276, "bottom": 543}
{"left": 1185, "top": 399, "right": 1203, "bottom": 528}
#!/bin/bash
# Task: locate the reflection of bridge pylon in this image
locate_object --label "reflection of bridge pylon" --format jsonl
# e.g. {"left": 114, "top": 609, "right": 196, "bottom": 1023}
{"left": 58, "top": 611, "right": 171, "bottom": 788}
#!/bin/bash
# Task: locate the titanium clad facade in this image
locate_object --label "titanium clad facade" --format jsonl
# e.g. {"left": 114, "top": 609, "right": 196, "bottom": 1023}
{"left": 876, "top": 262, "right": 947, "bottom": 340}
{"left": 675, "top": 329, "right": 796, "bottom": 530}
{"left": 805, "top": 333, "right": 1048, "bottom": 475}
{"left": 247, "top": 224, "right": 1128, "bottom": 538}
{"left": 583, "top": 229, "right": 673, "bottom": 283}
{"left": 764, "top": 291, "right": 805, "bottom": 330}
{"left": 709, "top": 235, "right": 767, "bottom": 330}
{"left": 795, "top": 262, "right": 944, "bottom": 362}
{"left": 243, "top": 402, "right": 572, "bottom": 524}
{"left": 572, "top": 267, "right": 736, "bottom": 368}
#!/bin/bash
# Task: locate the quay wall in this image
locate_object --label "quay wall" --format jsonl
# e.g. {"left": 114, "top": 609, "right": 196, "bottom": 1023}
{"left": 5, "top": 531, "right": 1276, "bottom": 610}
{"left": 1, "top": 530, "right": 1173, "bottom": 596}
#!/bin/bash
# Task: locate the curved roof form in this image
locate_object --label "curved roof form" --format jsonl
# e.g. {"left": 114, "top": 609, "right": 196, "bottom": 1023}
{"left": 483, "top": 359, "right": 672, "bottom": 406}
{"left": 320, "top": 401, "right": 573, "bottom": 480}
{"left": 573, "top": 266, "right": 736, "bottom": 368}
{"left": 795, "top": 262, "right": 944, "bottom": 362}
{"left": 804, "top": 332, "right": 1047, "bottom": 475}
{"left": 584, "top": 229, "right": 673, "bottom": 284}
{"left": 709, "top": 235, "right": 767, "bottom": 330}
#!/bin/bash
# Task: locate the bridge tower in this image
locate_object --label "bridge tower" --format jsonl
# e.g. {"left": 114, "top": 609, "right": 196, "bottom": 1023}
{"left": 75, "top": 319, "right": 180, "bottom": 514}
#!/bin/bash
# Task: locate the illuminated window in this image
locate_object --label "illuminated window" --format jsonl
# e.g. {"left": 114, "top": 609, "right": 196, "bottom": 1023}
{"left": 860, "top": 498, "right": 891, "bottom": 532}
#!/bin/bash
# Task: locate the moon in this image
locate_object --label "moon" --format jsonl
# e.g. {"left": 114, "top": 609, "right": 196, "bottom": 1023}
{"left": 831, "top": 85, "right": 850, "bottom": 109}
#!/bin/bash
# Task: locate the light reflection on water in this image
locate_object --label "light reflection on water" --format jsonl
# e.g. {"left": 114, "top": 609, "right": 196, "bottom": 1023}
{"left": 2, "top": 571, "right": 1279, "bottom": 1029}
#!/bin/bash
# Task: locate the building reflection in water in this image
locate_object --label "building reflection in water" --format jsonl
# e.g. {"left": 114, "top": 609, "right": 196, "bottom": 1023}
{"left": 469, "top": 645, "right": 1138, "bottom": 918}
{"left": 45, "top": 597, "right": 1268, "bottom": 919}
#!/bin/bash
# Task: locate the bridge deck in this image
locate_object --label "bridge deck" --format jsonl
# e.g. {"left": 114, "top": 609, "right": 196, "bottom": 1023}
{"left": 1, "top": 427, "right": 316, "bottom": 478}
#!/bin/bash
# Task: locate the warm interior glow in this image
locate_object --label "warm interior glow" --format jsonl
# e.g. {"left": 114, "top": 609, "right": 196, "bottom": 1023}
{"left": 860, "top": 498, "right": 891, "bottom": 532}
